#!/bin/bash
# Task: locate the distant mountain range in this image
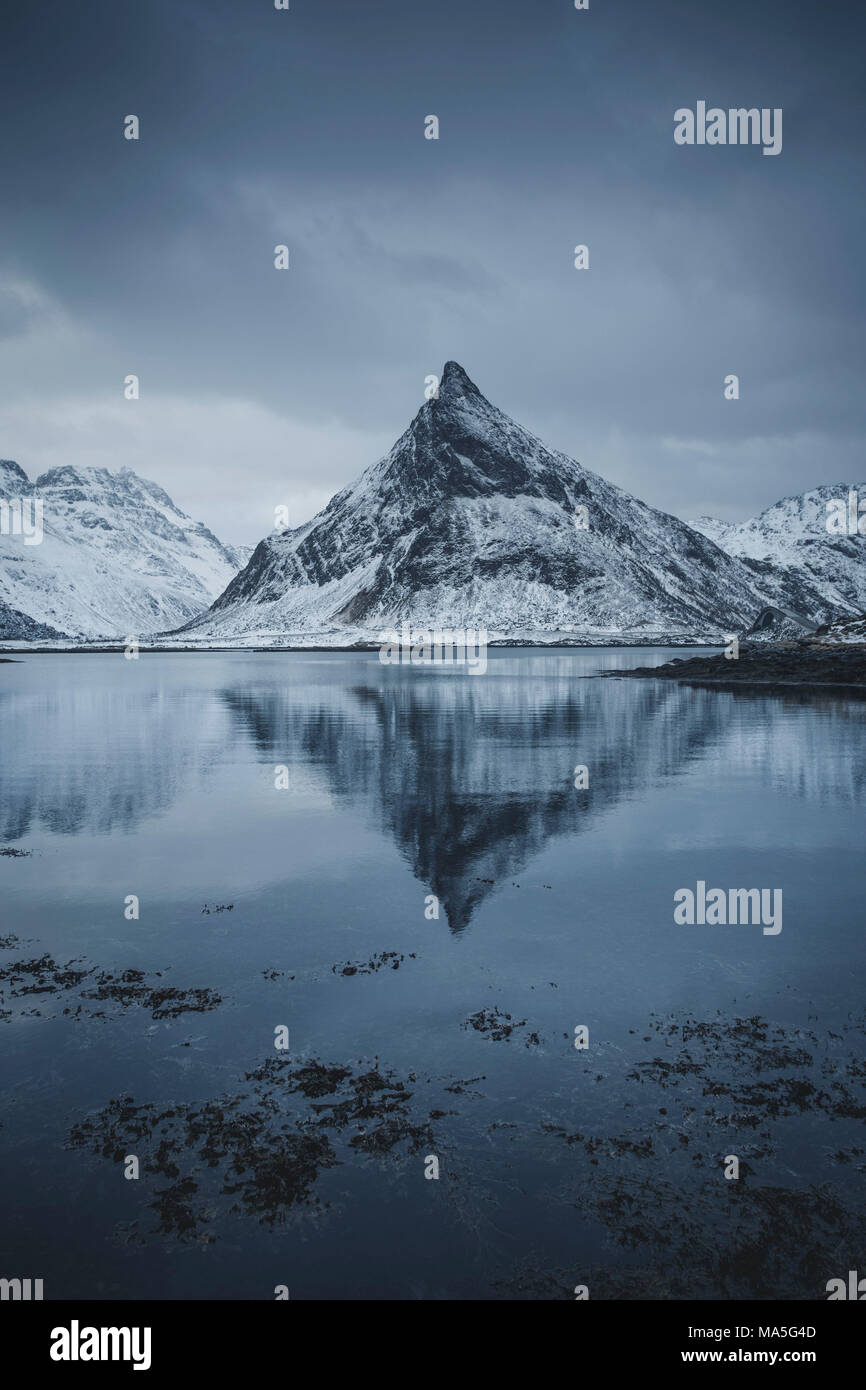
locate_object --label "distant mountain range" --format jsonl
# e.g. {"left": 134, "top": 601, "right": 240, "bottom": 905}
{"left": 690, "top": 485, "right": 866, "bottom": 626}
{"left": 1, "top": 366, "right": 864, "bottom": 645}
{"left": 0, "top": 460, "right": 249, "bottom": 639}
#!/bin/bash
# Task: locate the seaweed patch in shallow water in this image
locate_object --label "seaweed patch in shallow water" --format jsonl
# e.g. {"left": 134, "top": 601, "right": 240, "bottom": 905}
{"left": 462, "top": 1006, "right": 542, "bottom": 1046}
{"left": 533, "top": 1009, "right": 866, "bottom": 1298}
{"left": 0, "top": 945, "right": 222, "bottom": 1023}
{"left": 67, "top": 1054, "right": 448, "bottom": 1244}
{"left": 330, "top": 950, "right": 417, "bottom": 976}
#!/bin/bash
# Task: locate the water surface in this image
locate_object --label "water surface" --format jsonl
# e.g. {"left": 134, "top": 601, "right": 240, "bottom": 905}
{"left": 1, "top": 650, "right": 863, "bottom": 1299}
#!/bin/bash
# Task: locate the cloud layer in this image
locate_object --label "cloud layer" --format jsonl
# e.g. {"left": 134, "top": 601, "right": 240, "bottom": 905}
{"left": 0, "top": 0, "right": 862, "bottom": 543}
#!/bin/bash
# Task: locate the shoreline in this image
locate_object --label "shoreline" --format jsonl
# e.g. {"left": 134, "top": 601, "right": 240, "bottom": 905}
{"left": 0, "top": 639, "right": 726, "bottom": 656}
{"left": 601, "top": 643, "right": 866, "bottom": 692}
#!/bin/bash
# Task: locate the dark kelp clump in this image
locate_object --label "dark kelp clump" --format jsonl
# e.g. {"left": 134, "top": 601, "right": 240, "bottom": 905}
{"left": 67, "top": 1054, "right": 441, "bottom": 1244}
{"left": 530, "top": 1009, "right": 866, "bottom": 1299}
{"left": 0, "top": 943, "right": 221, "bottom": 1023}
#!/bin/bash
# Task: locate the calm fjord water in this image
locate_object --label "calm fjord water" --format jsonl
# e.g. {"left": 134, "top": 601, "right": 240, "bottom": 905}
{"left": 1, "top": 650, "right": 864, "bottom": 1300}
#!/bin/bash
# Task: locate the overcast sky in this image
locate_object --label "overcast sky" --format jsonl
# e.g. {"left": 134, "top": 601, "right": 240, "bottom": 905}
{"left": 0, "top": 0, "right": 863, "bottom": 545}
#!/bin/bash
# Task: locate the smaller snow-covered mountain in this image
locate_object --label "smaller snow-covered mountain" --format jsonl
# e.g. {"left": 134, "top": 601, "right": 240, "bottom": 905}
{"left": 690, "top": 485, "right": 866, "bottom": 625}
{"left": 0, "top": 462, "right": 248, "bottom": 639}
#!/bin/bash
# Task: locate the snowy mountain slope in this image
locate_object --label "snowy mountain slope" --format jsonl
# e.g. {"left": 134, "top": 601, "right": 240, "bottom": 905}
{"left": 179, "top": 362, "right": 766, "bottom": 642}
{"left": 0, "top": 462, "right": 249, "bottom": 639}
{"left": 813, "top": 613, "right": 866, "bottom": 645}
{"left": 690, "top": 485, "right": 866, "bottom": 624}
{"left": 0, "top": 595, "right": 67, "bottom": 641}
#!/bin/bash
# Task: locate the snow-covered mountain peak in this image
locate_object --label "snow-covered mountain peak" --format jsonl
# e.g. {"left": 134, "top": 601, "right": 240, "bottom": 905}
{"left": 691, "top": 484, "right": 866, "bottom": 558}
{"left": 439, "top": 359, "right": 482, "bottom": 401}
{"left": 690, "top": 484, "right": 866, "bottom": 623}
{"left": 0, "top": 460, "right": 249, "bottom": 639}
{"left": 33, "top": 464, "right": 180, "bottom": 514}
{"left": 0, "top": 460, "right": 30, "bottom": 496}
{"left": 381, "top": 359, "right": 584, "bottom": 506}
{"left": 182, "top": 362, "right": 770, "bottom": 641}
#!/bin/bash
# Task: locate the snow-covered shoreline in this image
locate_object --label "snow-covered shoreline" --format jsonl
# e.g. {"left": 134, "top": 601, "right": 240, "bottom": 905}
{"left": 0, "top": 632, "right": 730, "bottom": 655}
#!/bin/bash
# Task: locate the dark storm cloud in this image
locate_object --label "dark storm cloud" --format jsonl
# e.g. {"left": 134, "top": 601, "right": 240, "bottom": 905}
{"left": 0, "top": 0, "right": 862, "bottom": 540}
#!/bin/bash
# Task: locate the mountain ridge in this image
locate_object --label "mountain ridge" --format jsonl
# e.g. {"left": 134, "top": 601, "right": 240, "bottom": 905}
{"left": 690, "top": 483, "right": 866, "bottom": 624}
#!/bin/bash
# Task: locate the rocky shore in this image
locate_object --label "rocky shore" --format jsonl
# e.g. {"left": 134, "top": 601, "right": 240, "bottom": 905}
{"left": 602, "top": 641, "right": 866, "bottom": 692}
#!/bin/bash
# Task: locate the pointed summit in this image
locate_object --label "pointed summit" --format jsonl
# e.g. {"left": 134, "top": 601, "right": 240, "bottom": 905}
{"left": 438, "top": 361, "right": 483, "bottom": 401}
{"left": 0, "top": 459, "right": 30, "bottom": 497}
